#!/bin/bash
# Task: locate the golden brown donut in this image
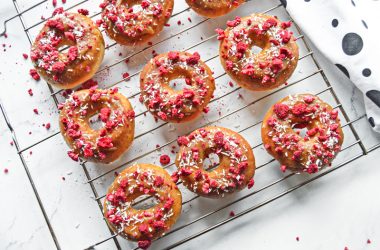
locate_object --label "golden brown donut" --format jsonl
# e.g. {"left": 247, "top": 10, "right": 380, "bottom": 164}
{"left": 175, "top": 126, "right": 256, "bottom": 198}
{"left": 219, "top": 14, "right": 299, "bottom": 91}
{"left": 261, "top": 94, "right": 344, "bottom": 174}
{"left": 31, "top": 9, "right": 105, "bottom": 89}
{"left": 140, "top": 51, "right": 215, "bottom": 123}
{"left": 104, "top": 163, "right": 182, "bottom": 249}
{"left": 100, "top": 0, "right": 174, "bottom": 46}
{"left": 59, "top": 88, "right": 135, "bottom": 163}
{"left": 186, "top": 0, "right": 245, "bottom": 18}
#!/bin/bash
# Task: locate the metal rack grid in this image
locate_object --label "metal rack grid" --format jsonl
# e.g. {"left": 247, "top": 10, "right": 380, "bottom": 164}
{"left": 1, "top": 0, "right": 379, "bottom": 249}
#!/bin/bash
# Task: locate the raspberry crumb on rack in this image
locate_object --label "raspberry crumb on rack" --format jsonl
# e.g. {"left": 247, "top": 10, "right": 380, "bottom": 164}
{"left": 4, "top": 168, "right": 9, "bottom": 174}
{"left": 159, "top": 154, "right": 170, "bottom": 165}
{"left": 247, "top": 178, "right": 255, "bottom": 189}
{"left": 28, "top": 89, "right": 33, "bottom": 96}
{"left": 33, "top": 108, "right": 39, "bottom": 114}
{"left": 296, "top": 236, "right": 300, "bottom": 241}
{"left": 22, "top": 53, "right": 28, "bottom": 59}
{"left": 138, "top": 240, "right": 151, "bottom": 250}
{"left": 68, "top": 151, "right": 79, "bottom": 162}
{"left": 367, "top": 239, "right": 371, "bottom": 244}
{"left": 122, "top": 72, "right": 130, "bottom": 80}
{"left": 229, "top": 211, "right": 235, "bottom": 217}
{"left": 280, "top": 165, "right": 287, "bottom": 172}
{"left": 171, "top": 171, "right": 179, "bottom": 183}
{"left": 29, "top": 69, "right": 40, "bottom": 81}
{"left": 45, "top": 123, "right": 51, "bottom": 130}
{"left": 78, "top": 9, "right": 89, "bottom": 15}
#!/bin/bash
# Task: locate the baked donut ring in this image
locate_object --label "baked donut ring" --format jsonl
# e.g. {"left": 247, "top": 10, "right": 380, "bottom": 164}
{"left": 104, "top": 163, "right": 182, "bottom": 249}
{"left": 31, "top": 10, "right": 105, "bottom": 89}
{"left": 186, "top": 0, "right": 244, "bottom": 18}
{"left": 175, "top": 126, "right": 256, "bottom": 198}
{"left": 261, "top": 94, "right": 344, "bottom": 174}
{"left": 219, "top": 14, "right": 299, "bottom": 91}
{"left": 59, "top": 88, "right": 135, "bottom": 163}
{"left": 140, "top": 51, "right": 215, "bottom": 123}
{"left": 100, "top": 0, "right": 174, "bottom": 46}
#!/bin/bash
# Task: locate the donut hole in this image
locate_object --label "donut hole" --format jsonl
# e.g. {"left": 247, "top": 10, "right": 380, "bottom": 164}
{"left": 57, "top": 37, "right": 76, "bottom": 52}
{"left": 88, "top": 112, "right": 103, "bottom": 130}
{"left": 203, "top": 152, "right": 220, "bottom": 172}
{"left": 247, "top": 33, "right": 268, "bottom": 55}
{"left": 250, "top": 45, "right": 263, "bottom": 55}
{"left": 292, "top": 123, "right": 309, "bottom": 137}
{"left": 132, "top": 194, "right": 160, "bottom": 210}
{"left": 168, "top": 78, "right": 188, "bottom": 91}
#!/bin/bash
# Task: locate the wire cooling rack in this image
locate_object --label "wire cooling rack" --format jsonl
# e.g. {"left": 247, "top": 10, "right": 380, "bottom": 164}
{"left": 1, "top": 0, "right": 380, "bottom": 249}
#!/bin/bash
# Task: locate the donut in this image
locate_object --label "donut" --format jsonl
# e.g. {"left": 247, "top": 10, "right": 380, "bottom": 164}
{"left": 104, "top": 163, "right": 182, "bottom": 249}
{"left": 218, "top": 14, "right": 299, "bottom": 91}
{"left": 140, "top": 51, "right": 215, "bottom": 123}
{"left": 100, "top": 0, "right": 174, "bottom": 46}
{"left": 186, "top": 0, "right": 245, "bottom": 18}
{"left": 261, "top": 94, "right": 344, "bottom": 174}
{"left": 31, "top": 9, "right": 105, "bottom": 89}
{"left": 59, "top": 88, "right": 135, "bottom": 163}
{"left": 175, "top": 126, "right": 256, "bottom": 198}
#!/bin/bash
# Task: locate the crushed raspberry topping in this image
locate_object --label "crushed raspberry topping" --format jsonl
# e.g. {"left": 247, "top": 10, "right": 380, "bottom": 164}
{"left": 30, "top": 10, "right": 98, "bottom": 83}
{"left": 104, "top": 166, "right": 180, "bottom": 245}
{"left": 100, "top": 0, "right": 172, "bottom": 42}
{"left": 274, "top": 103, "right": 289, "bottom": 119}
{"left": 264, "top": 94, "right": 342, "bottom": 174}
{"left": 60, "top": 89, "right": 135, "bottom": 161}
{"left": 159, "top": 154, "right": 170, "bottom": 165}
{"left": 220, "top": 14, "right": 296, "bottom": 85}
{"left": 141, "top": 52, "right": 214, "bottom": 121}
{"left": 177, "top": 128, "right": 254, "bottom": 196}
{"left": 29, "top": 69, "right": 40, "bottom": 81}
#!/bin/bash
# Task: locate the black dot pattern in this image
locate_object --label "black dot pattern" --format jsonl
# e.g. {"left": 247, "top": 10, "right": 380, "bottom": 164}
{"left": 342, "top": 33, "right": 363, "bottom": 55}
{"left": 362, "top": 68, "right": 371, "bottom": 77}
{"left": 366, "top": 90, "right": 380, "bottom": 108}
{"left": 368, "top": 117, "right": 375, "bottom": 128}
{"left": 335, "top": 64, "right": 350, "bottom": 78}
{"left": 362, "top": 20, "right": 368, "bottom": 29}
{"left": 332, "top": 19, "right": 339, "bottom": 27}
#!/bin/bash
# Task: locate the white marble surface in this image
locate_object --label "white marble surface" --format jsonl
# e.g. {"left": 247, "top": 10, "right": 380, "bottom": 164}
{"left": 1, "top": 0, "right": 379, "bottom": 249}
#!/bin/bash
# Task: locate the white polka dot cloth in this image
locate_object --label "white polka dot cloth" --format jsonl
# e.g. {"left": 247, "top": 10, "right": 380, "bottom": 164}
{"left": 282, "top": 0, "right": 380, "bottom": 132}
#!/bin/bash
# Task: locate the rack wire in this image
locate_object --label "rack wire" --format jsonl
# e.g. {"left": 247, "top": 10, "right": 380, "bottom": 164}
{"left": 1, "top": 0, "right": 379, "bottom": 249}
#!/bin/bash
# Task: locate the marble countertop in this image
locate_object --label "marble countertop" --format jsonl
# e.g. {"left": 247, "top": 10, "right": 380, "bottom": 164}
{"left": 1, "top": 0, "right": 379, "bottom": 250}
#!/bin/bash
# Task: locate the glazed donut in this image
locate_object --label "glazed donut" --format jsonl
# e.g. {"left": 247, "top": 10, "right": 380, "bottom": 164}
{"left": 261, "top": 94, "right": 344, "bottom": 174}
{"left": 31, "top": 9, "right": 105, "bottom": 89}
{"left": 59, "top": 88, "right": 135, "bottom": 163}
{"left": 104, "top": 163, "right": 182, "bottom": 249}
{"left": 186, "top": 0, "right": 244, "bottom": 18}
{"left": 175, "top": 126, "right": 256, "bottom": 198}
{"left": 140, "top": 51, "right": 215, "bottom": 123}
{"left": 218, "top": 14, "right": 299, "bottom": 91}
{"left": 100, "top": 0, "right": 174, "bottom": 46}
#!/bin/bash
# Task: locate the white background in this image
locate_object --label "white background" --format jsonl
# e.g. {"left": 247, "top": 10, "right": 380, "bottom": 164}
{"left": 1, "top": 0, "right": 379, "bottom": 249}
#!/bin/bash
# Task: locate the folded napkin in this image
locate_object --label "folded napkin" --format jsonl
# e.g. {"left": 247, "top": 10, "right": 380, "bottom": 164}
{"left": 281, "top": 0, "right": 380, "bottom": 132}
